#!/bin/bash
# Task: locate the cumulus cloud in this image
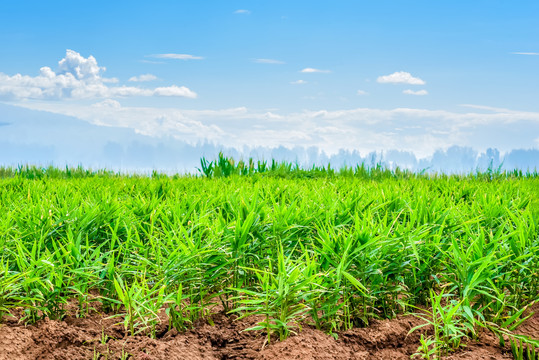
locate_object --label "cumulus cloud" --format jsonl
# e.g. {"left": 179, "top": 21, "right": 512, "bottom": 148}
{"left": 357, "top": 90, "right": 368, "bottom": 95}
{"left": 403, "top": 89, "right": 428, "bottom": 96}
{"left": 254, "top": 58, "right": 285, "bottom": 64}
{"left": 234, "top": 9, "right": 251, "bottom": 14}
{"left": 57, "top": 50, "right": 105, "bottom": 81}
{"left": 128, "top": 74, "right": 158, "bottom": 82}
{"left": 377, "top": 71, "right": 425, "bottom": 85}
{"left": 291, "top": 80, "right": 307, "bottom": 85}
{"left": 150, "top": 53, "right": 204, "bottom": 60}
{"left": 0, "top": 50, "right": 197, "bottom": 100}
{"left": 301, "top": 68, "right": 331, "bottom": 73}
{"left": 153, "top": 85, "right": 196, "bottom": 97}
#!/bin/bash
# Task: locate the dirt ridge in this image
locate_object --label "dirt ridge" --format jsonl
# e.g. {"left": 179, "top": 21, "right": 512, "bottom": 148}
{"left": 0, "top": 306, "right": 537, "bottom": 360}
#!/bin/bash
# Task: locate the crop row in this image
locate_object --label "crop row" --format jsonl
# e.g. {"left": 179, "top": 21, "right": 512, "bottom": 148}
{"left": 1, "top": 165, "right": 538, "bottom": 357}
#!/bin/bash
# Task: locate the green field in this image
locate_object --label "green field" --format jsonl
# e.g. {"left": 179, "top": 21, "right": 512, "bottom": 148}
{"left": 1, "top": 159, "right": 538, "bottom": 358}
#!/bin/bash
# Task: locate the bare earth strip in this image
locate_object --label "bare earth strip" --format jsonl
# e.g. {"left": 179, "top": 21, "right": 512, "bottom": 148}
{"left": 1, "top": 304, "right": 536, "bottom": 360}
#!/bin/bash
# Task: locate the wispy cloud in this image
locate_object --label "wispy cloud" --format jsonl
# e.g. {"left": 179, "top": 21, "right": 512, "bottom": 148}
{"left": 234, "top": 9, "right": 251, "bottom": 14}
{"left": 149, "top": 53, "right": 204, "bottom": 60}
{"left": 152, "top": 86, "right": 195, "bottom": 97}
{"left": 140, "top": 59, "right": 165, "bottom": 64}
{"left": 0, "top": 50, "right": 197, "bottom": 100}
{"left": 18, "top": 101, "right": 539, "bottom": 159}
{"left": 301, "top": 68, "right": 331, "bottom": 73}
{"left": 102, "top": 77, "right": 119, "bottom": 84}
{"left": 93, "top": 99, "right": 122, "bottom": 109}
{"left": 357, "top": 90, "right": 368, "bottom": 95}
{"left": 511, "top": 52, "right": 539, "bottom": 56}
{"left": 377, "top": 71, "right": 425, "bottom": 85}
{"left": 291, "top": 80, "right": 307, "bottom": 85}
{"left": 460, "top": 104, "right": 511, "bottom": 112}
{"left": 128, "top": 74, "right": 158, "bottom": 82}
{"left": 254, "top": 58, "right": 285, "bottom": 64}
{"left": 403, "top": 89, "right": 428, "bottom": 96}
{"left": 459, "top": 104, "right": 539, "bottom": 118}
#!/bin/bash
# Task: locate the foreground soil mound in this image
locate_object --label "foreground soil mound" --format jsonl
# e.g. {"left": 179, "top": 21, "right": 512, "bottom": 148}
{"left": 1, "top": 305, "right": 537, "bottom": 360}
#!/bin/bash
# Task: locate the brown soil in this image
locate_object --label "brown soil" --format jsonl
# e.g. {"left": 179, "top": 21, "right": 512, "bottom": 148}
{"left": 0, "top": 304, "right": 537, "bottom": 360}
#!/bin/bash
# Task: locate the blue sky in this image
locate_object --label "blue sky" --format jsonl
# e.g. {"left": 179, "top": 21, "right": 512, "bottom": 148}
{"left": 0, "top": 0, "right": 538, "bottom": 161}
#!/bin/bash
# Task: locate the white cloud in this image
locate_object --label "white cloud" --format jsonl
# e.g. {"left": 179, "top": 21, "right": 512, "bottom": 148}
{"left": 102, "top": 77, "right": 119, "bottom": 83}
{"left": 459, "top": 104, "right": 539, "bottom": 121}
{"left": 57, "top": 49, "right": 104, "bottom": 81}
{"left": 511, "top": 52, "right": 539, "bottom": 55}
{"left": 377, "top": 71, "right": 426, "bottom": 85}
{"left": 16, "top": 100, "right": 539, "bottom": 159}
{"left": 254, "top": 58, "right": 285, "bottom": 64}
{"left": 357, "top": 90, "right": 368, "bottom": 95}
{"left": 140, "top": 59, "right": 165, "bottom": 64}
{"left": 234, "top": 9, "right": 251, "bottom": 14}
{"left": 291, "top": 80, "right": 307, "bottom": 85}
{"left": 150, "top": 54, "right": 204, "bottom": 60}
{"left": 108, "top": 87, "right": 154, "bottom": 97}
{"left": 459, "top": 104, "right": 511, "bottom": 112}
{"left": 128, "top": 74, "right": 158, "bottom": 82}
{"left": 403, "top": 89, "right": 428, "bottom": 96}
{"left": 93, "top": 99, "right": 121, "bottom": 109}
{"left": 154, "top": 85, "right": 196, "bottom": 97}
{"left": 0, "top": 50, "right": 197, "bottom": 100}
{"left": 301, "top": 68, "right": 331, "bottom": 73}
